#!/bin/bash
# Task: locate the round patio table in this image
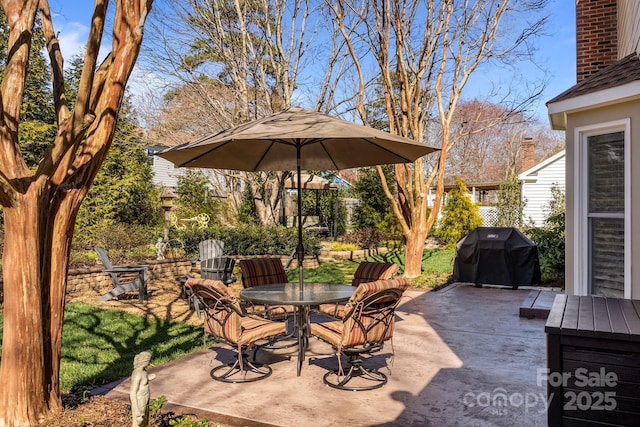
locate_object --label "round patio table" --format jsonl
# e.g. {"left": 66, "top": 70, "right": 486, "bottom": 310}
{"left": 240, "top": 282, "right": 354, "bottom": 376}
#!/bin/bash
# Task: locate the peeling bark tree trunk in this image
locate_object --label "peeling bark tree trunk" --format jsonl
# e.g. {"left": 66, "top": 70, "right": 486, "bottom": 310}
{"left": 0, "top": 188, "right": 80, "bottom": 423}
{"left": 0, "top": 1, "right": 152, "bottom": 425}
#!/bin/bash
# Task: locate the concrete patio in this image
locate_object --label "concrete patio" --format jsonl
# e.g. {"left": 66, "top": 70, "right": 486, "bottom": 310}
{"left": 100, "top": 283, "right": 555, "bottom": 426}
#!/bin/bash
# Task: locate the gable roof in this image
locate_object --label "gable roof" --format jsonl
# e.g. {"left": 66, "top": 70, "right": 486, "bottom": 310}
{"left": 518, "top": 150, "right": 565, "bottom": 182}
{"left": 547, "top": 53, "right": 640, "bottom": 130}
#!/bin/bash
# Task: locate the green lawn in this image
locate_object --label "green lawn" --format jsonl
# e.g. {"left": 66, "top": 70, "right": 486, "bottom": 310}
{"left": 288, "top": 247, "right": 456, "bottom": 289}
{"left": 0, "top": 303, "right": 203, "bottom": 393}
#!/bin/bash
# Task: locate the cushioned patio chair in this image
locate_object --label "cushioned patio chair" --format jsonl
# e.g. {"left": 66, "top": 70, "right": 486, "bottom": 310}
{"left": 239, "top": 258, "right": 296, "bottom": 348}
{"left": 318, "top": 261, "right": 399, "bottom": 318}
{"left": 310, "top": 278, "right": 409, "bottom": 391}
{"left": 239, "top": 257, "right": 289, "bottom": 287}
{"left": 186, "top": 278, "right": 287, "bottom": 383}
{"left": 238, "top": 257, "right": 293, "bottom": 317}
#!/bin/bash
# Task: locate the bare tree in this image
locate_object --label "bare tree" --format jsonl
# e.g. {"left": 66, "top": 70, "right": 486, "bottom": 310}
{"left": 143, "top": 0, "right": 318, "bottom": 224}
{"left": 326, "top": 0, "right": 548, "bottom": 277}
{"left": 446, "top": 100, "right": 564, "bottom": 184}
{"left": 0, "top": 1, "right": 152, "bottom": 425}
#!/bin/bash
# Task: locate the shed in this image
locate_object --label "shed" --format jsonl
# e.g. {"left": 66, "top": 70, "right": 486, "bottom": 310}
{"left": 453, "top": 227, "right": 541, "bottom": 289}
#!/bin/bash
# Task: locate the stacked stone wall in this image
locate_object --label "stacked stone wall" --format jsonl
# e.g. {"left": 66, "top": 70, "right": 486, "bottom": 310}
{"left": 0, "top": 259, "right": 192, "bottom": 304}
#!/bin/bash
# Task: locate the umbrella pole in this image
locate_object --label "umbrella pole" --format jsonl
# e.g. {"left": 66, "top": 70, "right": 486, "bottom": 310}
{"left": 296, "top": 145, "right": 304, "bottom": 291}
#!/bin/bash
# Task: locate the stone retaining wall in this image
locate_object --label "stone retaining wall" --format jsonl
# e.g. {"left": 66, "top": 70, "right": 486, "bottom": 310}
{"left": 0, "top": 259, "right": 192, "bottom": 304}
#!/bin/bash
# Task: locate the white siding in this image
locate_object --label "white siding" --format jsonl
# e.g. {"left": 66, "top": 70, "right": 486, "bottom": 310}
{"left": 619, "top": 0, "right": 640, "bottom": 57}
{"left": 151, "top": 156, "right": 230, "bottom": 195}
{"left": 152, "top": 156, "right": 184, "bottom": 187}
{"left": 519, "top": 151, "right": 566, "bottom": 227}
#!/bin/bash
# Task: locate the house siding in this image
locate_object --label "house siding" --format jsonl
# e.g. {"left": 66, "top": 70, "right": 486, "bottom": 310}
{"left": 618, "top": 0, "right": 640, "bottom": 57}
{"left": 564, "top": 99, "right": 640, "bottom": 299}
{"left": 519, "top": 152, "right": 566, "bottom": 227}
{"left": 152, "top": 156, "right": 183, "bottom": 187}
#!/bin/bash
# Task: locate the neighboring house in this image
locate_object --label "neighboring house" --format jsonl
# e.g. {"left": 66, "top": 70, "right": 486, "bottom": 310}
{"left": 518, "top": 150, "right": 566, "bottom": 227}
{"left": 148, "top": 145, "right": 231, "bottom": 198}
{"left": 546, "top": 0, "right": 640, "bottom": 298}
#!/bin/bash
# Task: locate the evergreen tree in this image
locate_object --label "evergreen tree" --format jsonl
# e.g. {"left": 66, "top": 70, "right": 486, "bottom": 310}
{"left": 0, "top": 10, "right": 57, "bottom": 168}
{"left": 174, "top": 169, "right": 221, "bottom": 220}
{"left": 435, "top": 177, "right": 483, "bottom": 244}
{"left": 237, "top": 184, "right": 259, "bottom": 225}
{"left": 352, "top": 166, "right": 395, "bottom": 230}
{"left": 77, "top": 98, "right": 159, "bottom": 234}
{"left": 494, "top": 173, "right": 526, "bottom": 227}
{"left": 62, "top": 56, "right": 159, "bottom": 236}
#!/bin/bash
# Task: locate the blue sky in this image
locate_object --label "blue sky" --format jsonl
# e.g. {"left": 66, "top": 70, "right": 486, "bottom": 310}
{"left": 48, "top": 0, "right": 577, "bottom": 124}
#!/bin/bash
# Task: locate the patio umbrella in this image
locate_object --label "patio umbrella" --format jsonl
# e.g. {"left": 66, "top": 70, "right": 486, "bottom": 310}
{"left": 157, "top": 107, "right": 438, "bottom": 288}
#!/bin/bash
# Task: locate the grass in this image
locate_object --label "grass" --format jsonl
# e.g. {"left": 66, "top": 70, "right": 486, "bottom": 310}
{"left": 287, "top": 247, "right": 456, "bottom": 289}
{"left": 0, "top": 303, "right": 203, "bottom": 393}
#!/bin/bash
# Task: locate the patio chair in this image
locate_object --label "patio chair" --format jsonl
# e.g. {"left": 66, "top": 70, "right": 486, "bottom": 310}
{"left": 198, "top": 239, "right": 236, "bottom": 285}
{"left": 310, "top": 278, "right": 409, "bottom": 391}
{"left": 186, "top": 278, "right": 287, "bottom": 383}
{"left": 238, "top": 257, "right": 293, "bottom": 317}
{"left": 239, "top": 257, "right": 289, "bottom": 288}
{"left": 201, "top": 256, "right": 237, "bottom": 285}
{"left": 318, "top": 261, "right": 399, "bottom": 318}
{"left": 95, "top": 247, "right": 148, "bottom": 301}
{"left": 198, "top": 239, "right": 224, "bottom": 262}
{"left": 239, "top": 258, "right": 296, "bottom": 348}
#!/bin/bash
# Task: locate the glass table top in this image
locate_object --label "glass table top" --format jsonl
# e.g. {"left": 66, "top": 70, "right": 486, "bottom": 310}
{"left": 240, "top": 282, "right": 354, "bottom": 306}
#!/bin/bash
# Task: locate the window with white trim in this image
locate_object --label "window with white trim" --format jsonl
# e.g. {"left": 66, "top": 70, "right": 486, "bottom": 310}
{"left": 576, "top": 120, "right": 630, "bottom": 298}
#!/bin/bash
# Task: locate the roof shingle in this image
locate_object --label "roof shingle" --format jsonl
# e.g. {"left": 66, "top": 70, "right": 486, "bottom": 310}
{"left": 547, "top": 53, "right": 640, "bottom": 105}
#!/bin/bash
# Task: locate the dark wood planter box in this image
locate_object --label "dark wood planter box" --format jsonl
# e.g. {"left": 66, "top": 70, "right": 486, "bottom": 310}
{"left": 545, "top": 295, "right": 640, "bottom": 426}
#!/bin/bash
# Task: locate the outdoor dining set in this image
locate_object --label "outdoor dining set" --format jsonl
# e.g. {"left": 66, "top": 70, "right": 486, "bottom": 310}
{"left": 185, "top": 256, "right": 409, "bottom": 391}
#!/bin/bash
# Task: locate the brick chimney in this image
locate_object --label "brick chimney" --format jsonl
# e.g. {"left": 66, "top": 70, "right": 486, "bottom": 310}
{"left": 576, "top": 0, "right": 618, "bottom": 82}
{"left": 521, "top": 138, "right": 535, "bottom": 172}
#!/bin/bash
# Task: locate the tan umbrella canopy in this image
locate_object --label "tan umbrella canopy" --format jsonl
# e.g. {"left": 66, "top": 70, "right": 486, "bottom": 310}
{"left": 157, "top": 107, "right": 436, "bottom": 171}
{"left": 157, "top": 107, "right": 439, "bottom": 287}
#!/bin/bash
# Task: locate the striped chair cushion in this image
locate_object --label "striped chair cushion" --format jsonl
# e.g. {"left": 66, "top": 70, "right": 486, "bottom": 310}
{"left": 351, "top": 262, "right": 398, "bottom": 286}
{"left": 237, "top": 315, "right": 287, "bottom": 346}
{"left": 187, "top": 278, "right": 243, "bottom": 342}
{"left": 239, "top": 258, "right": 288, "bottom": 288}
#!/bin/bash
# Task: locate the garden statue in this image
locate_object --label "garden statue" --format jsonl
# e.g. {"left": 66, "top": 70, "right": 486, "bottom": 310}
{"left": 130, "top": 351, "right": 156, "bottom": 427}
{"left": 155, "top": 237, "right": 167, "bottom": 260}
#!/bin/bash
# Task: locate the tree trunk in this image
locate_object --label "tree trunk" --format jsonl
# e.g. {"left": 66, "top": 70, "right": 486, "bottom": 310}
{"left": 403, "top": 219, "right": 428, "bottom": 278}
{"left": 0, "top": 188, "right": 76, "bottom": 426}
{"left": 0, "top": 1, "right": 152, "bottom": 425}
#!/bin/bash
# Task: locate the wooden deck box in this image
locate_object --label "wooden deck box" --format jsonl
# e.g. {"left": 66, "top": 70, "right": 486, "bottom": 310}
{"left": 545, "top": 295, "right": 640, "bottom": 426}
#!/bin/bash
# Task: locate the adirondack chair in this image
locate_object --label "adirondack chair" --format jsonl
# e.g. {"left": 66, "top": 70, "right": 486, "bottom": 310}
{"left": 95, "top": 248, "right": 148, "bottom": 301}
{"left": 201, "top": 257, "right": 237, "bottom": 285}
{"left": 198, "top": 239, "right": 236, "bottom": 285}
{"left": 198, "top": 239, "right": 224, "bottom": 262}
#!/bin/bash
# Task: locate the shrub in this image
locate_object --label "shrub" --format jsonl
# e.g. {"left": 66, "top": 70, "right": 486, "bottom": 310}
{"left": 71, "top": 223, "right": 156, "bottom": 264}
{"left": 494, "top": 173, "right": 526, "bottom": 227}
{"left": 525, "top": 185, "right": 565, "bottom": 283}
{"left": 434, "top": 177, "right": 483, "bottom": 244}
{"left": 342, "top": 228, "right": 384, "bottom": 251}
{"left": 173, "top": 224, "right": 321, "bottom": 257}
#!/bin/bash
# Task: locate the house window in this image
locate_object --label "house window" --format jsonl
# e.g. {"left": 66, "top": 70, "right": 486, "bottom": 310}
{"left": 576, "top": 120, "right": 630, "bottom": 298}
